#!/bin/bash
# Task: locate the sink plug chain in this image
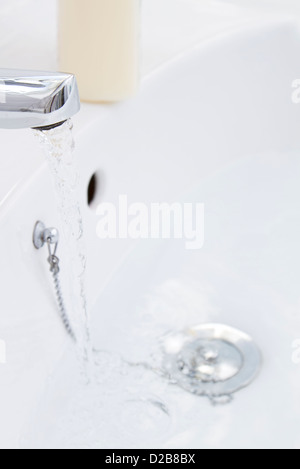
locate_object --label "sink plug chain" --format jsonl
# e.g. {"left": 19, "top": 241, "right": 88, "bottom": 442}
{"left": 33, "top": 221, "right": 75, "bottom": 341}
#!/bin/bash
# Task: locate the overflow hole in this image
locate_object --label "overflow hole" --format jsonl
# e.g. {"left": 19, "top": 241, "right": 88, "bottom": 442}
{"left": 88, "top": 172, "right": 105, "bottom": 208}
{"left": 88, "top": 174, "right": 98, "bottom": 206}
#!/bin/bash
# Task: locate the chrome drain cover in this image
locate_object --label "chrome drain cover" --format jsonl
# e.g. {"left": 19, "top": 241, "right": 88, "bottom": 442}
{"left": 162, "top": 324, "right": 261, "bottom": 398}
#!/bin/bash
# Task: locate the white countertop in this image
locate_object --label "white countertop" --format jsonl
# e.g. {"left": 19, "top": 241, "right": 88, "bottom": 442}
{"left": 0, "top": 0, "right": 299, "bottom": 212}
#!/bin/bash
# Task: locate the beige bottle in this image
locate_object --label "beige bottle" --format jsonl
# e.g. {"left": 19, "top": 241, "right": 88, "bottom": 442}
{"left": 59, "top": 0, "right": 140, "bottom": 103}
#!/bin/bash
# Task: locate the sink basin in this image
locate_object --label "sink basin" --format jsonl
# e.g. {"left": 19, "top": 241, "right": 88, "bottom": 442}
{"left": 0, "top": 16, "right": 300, "bottom": 449}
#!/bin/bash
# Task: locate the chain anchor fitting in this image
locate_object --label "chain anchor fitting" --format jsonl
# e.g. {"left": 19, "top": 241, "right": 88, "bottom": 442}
{"left": 33, "top": 221, "right": 75, "bottom": 340}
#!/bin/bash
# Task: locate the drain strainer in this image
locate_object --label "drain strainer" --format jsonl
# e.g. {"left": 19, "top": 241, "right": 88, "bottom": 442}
{"left": 162, "top": 324, "right": 261, "bottom": 398}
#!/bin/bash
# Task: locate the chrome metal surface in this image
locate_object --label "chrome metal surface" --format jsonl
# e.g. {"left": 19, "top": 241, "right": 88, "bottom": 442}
{"left": 163, "top": 324, "right": 262, "bottom": 399}
{"left": 33, "top": 221, "right": 75, "bottom": 340}
{"left": 33, "top": 222, "right": 59, "bottom": 249}
{"left": 44, "top": 228, "right": 59, "bottom": 246}
{"left": 33, "top": 221, "right": 46, "bottom": 250}
{"left": 0, "top": 69, "right": 80, "bottom": 129}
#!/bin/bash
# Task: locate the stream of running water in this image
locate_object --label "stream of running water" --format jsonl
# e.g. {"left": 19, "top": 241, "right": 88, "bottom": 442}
{"left": 34, "top": 120, "right": 93, "bottom": 379}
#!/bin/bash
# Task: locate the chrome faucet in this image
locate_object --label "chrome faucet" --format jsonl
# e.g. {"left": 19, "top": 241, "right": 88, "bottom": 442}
{"left": 0, "top": 69, "right": 80, "bottom": 130}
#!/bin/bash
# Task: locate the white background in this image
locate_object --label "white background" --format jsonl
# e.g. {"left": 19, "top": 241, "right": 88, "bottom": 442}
{"left": 0, "top": 0, "right": 297, "bottom": 76}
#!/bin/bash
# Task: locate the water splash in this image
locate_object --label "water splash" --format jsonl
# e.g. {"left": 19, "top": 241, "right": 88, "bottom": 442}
{"left": 21, "top": 347, "right": 172, "bottom": 449}
{"left": 34, "top": 120, "right": 93, "bottom": 378}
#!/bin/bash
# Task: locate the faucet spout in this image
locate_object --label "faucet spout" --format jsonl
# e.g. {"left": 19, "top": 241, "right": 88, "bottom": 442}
{"left": 0, "top": 69, "right": 80, "bottom": 130}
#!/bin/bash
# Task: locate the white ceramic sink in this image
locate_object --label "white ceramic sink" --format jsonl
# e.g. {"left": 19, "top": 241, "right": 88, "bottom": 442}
{"left": 0, "top": 15, "right": 300, "bottom": 449}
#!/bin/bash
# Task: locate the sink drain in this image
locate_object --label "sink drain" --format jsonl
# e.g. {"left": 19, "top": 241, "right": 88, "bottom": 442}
{"left": 162, "top": 324, "right": 261, "bottom": 398}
